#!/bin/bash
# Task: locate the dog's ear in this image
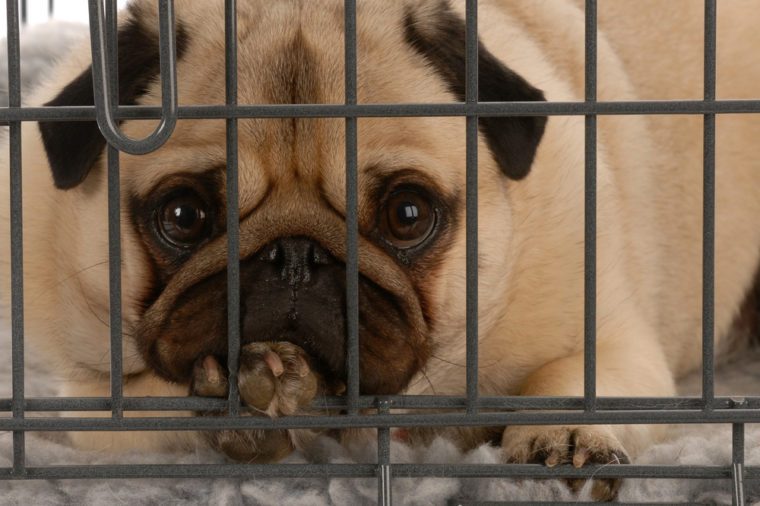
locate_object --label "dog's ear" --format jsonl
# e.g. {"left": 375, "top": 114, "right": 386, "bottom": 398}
{"left": 404, "top": 1, "right": 547, "bottom": 180}
{"left": 38, "top": 10, "right": 188, "bottom": 190}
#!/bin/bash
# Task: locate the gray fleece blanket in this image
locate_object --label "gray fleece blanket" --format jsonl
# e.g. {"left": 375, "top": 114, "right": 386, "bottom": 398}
{"left": 2, "top": 21, "right": 760, "bottom": 505}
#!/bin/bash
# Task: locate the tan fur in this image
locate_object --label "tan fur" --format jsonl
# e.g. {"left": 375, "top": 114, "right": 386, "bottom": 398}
{"left": 0, "top": 0, "right": 759, "bottom": 480}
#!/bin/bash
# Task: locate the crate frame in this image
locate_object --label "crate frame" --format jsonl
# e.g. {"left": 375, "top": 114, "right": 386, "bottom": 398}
{"left": 4, "top": 0, "right": 760, "bottom": 504}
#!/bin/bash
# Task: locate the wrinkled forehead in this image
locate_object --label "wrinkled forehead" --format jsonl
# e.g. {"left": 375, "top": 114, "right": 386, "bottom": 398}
{"left": 172, "top": 0, "right": 448, "bottom": 105}
{"left": 121, "top": 0, "right": 465, "bottom": 213}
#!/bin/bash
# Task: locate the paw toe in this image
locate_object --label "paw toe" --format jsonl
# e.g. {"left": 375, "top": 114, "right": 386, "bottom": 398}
{"left": 238, "top": 342, "right": 320, "bottom": 415}
{"left": 192, "top": 355, "right": 229, "bottom": 398}
{"left": 503, "top": 425, "right": 629, "bottom": 501}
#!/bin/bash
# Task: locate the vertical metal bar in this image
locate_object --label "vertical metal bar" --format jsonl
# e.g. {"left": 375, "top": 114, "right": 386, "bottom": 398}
{"left": 105, "top": 0, "right": 123, "bottom": 419}
{"left": 584, "top": 0, "right": 598, "bottom": 411}
{"left": 377, "top": 399, "right": 392, "bottom": 506}
{"left": 344, "top": 0, "right": 360, "bottom": 416}
{"left": 20, "top": 0, "right": 26, "bottom": 25}
{"left": 464, "top": 0, "right": 479, "bottom": 416}
{"left": 378, "top": 463, "right": 392, "bottom": 506}
{"left": 225, "top": 0, "right": 241, "bottom": 416}
{"left": 7, "top": 0, "right": 25, "bottom": 477}
{"left": 49, "top": 0, "right": 54, "bottom": 17}
{"left": 701, "top": 0, "right": 717, "bottom": 410}
{"left": 107, "top": 142, "right": 122, "bottom": 418}
{"left": 732, "top": 423, "right": 744, "bottom": 468}
{"left": 732, "top": 423, "right": 745, "bottom": 506}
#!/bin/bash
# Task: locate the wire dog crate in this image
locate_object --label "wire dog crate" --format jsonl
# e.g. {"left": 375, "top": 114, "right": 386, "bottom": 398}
{"left": 3, "top": 0, "right": 760, "bottom": 504}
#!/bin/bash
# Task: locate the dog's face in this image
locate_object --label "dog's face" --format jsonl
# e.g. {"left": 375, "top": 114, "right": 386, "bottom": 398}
{"left": 35, "top": 0, "right": 545, "bottom": 395}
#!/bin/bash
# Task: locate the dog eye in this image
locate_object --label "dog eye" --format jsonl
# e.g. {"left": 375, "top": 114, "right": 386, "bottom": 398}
{"left": 157, "top": 191, "right": 210, "bottom": 248}
{"left": 380, "top": 190, "right": 436, "bottom": 249}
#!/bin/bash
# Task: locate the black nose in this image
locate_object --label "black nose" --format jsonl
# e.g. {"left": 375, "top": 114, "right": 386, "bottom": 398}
{"left": 257, "top": 237, "right": 333, "bottom": 287}
{"left": 242, "top": 236, "right": 346, "bottom": 380}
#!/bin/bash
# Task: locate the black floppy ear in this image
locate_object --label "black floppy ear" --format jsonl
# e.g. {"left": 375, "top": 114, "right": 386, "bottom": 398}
{"left": 38, "top": 11, "right": 188, "bottom": 190}
{"left": 404, "top": 2, "right": 547, "bottom": 180}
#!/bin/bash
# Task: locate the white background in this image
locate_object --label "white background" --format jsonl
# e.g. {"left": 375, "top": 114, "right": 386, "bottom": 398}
{"left": 0, "top": 0, "right": 131, "bottom": 38}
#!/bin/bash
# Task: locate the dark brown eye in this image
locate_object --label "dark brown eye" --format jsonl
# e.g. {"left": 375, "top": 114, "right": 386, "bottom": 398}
{"left": 157, "top": 192, "right": 210, "bottom": 248}
{"left": 381, "top": 190, "right": 436, "bottom": 249}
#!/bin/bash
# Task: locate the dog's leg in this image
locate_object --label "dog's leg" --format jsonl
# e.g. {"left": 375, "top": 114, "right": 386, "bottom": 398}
{"left": 501, "top": 327, "right": 675, "bottom": 501}
{"left": 191, "top": 341, "right": 324, "bottom": 462}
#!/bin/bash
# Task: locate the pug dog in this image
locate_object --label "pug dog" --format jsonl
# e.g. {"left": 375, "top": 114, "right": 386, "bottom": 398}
{"left": 1, "top": 0, "right": 759, "bottom": 501}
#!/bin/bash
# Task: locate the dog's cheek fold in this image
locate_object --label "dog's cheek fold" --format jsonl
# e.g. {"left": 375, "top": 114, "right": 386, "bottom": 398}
{"left": 38, "top": 16, "right": 190, "bottom": 190}
{"left": 138, "top": 271, "right": 230, "bottom": 383}
{"left": 403, "top": 3, "right": 547, "bottom": 180}
{"left": 356, "top": 278, "right": 431, "bottom": 394}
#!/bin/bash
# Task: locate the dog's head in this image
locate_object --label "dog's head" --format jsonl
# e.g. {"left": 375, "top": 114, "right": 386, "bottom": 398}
{"left": 35, "top": 0, "right": 546, "bottom": 395}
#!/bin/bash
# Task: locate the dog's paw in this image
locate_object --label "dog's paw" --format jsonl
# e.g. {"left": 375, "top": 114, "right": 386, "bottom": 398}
{"left": 502, "top": 425, "right": 629, "bottom": 501}
{"left": 191, "top": 341, "right": 322, "bottom": 462}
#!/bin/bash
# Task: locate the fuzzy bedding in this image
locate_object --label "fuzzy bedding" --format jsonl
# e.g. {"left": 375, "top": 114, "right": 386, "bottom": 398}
{"left": 2, "top": 21, "right": 760, "bottom": 506}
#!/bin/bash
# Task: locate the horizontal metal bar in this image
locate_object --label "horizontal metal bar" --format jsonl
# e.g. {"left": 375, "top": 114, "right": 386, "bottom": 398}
{"left": 5, "top": 409, "right": 760, "bottom": 432}
{"left": 4, "top": 100, "right": 760, "bottom": 122}
{"left": 0, "top": 395, "right": 756, "bottom": 412}
{"left": 0, "top": 463, "right": 754, "bottom": 481}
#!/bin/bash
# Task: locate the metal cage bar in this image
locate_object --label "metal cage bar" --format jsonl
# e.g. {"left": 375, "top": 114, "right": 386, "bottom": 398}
{"left": 7, "top": 394, "right": 760, "bottom": 413}
{"left": 344, "top": 0, "right": 360, "bottom": 416}
{"left": 5, "top": 100, "right": 760, "bottom": 123}
{"left": 224, "top": 0, "right": 241, "bottom": 417}
{"left": 1, "top": 461, "right": 758, "bottom": 481}
{"left": 732, "top": 423, "right": 746, "bottom": 506}
{"left": 105, "top": 0, "right": 123, "bottom": 419}
{"left": 701, "top": 0, "right": 717, "bottom": 410}
{"left": 6, "top": 408, "right": 760, "bottom": 431}
{"left": 583, "top": 0, "right": 598, "bottom": 412}
{"left": 464, "top": 0, "right": 479, "bottom": 416}
{"left": 87, "top": 0, "right": 179, "bottom": 155}
{"left": 377, "top": 399, "right": 392, "bottom": 506}
{"left": 7, "top": 0, "right": 25, "bottom": 479}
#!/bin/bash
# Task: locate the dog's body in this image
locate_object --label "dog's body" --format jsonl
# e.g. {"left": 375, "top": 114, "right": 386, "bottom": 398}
{"left": 1, "top": 0, "right": 759, "bottom": 499}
